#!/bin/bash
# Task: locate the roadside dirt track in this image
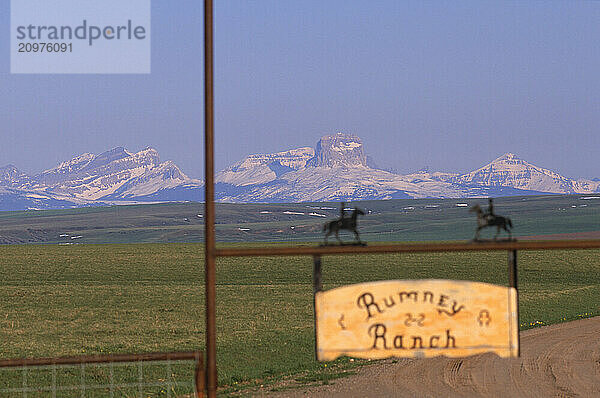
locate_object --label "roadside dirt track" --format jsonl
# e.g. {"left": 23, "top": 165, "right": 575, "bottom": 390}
{"left": 269, "top": 316, "right": 600, "bottom": 398}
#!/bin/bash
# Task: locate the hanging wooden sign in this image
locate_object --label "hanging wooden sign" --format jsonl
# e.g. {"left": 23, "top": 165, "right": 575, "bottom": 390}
{"left": 315, "top": 279, "right": 518, "bottom": 361}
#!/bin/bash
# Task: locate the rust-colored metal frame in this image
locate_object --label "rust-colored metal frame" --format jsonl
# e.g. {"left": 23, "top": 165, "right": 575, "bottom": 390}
{"left": 206, "top": 240, "right": 600, "bottom": 392}
{"left": 202, "top": 1, "right": 600, "bottom": 394}
{"left": 0, "top": 351, "right": 205, "bottom": 397}
{"left": 215, "top": 240, "right": 600, "bottom": 257}
{"left": 203, "top": 1, "right": 216, "bottom": 397}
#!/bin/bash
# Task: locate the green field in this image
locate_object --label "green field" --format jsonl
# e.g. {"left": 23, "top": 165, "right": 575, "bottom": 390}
{"left": 1, "top": 194, "right": 599, "bottom": 244}
{"left": 1, "top": 243, "right": 599, "bottom": 395}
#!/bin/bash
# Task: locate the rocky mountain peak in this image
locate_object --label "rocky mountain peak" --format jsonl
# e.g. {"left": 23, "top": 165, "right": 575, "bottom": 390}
{"left": 140, "top": 146, "right": 159, "bottom": 154}
{"left": 497, "top": 152, "right": 518, "bottom": 160}
{"left": 82, "top": 147, "right": 131, "bottom": 172}
{"left": 215, "top": 147, "right": 315, "bottom": 187}
{"left": 0, "top": 164, "right": 21, "bottom": 174}
{"left": 492, "top": 153, "right": 524, "bottom": 164}
{"left": 453, "top": 152, "right": 577, "bottom": 193}
{"left": 307, "top": 132, "right": 367, "bottom": 168}
{"left": 42, "top": 153, "right": 95, "bottom": 174}
{"left": 0, "top": 164, "right": 29, "bottom": 187}
{"left": 156, "top": 160, "right": 186, "bottom": 180}
{"left": 132, "top": 147, "right": 160, "bottom": 164}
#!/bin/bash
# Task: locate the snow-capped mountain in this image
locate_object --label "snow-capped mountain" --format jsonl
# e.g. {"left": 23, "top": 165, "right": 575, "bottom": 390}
{"left": 0, "top": 165, "right": 29, "bottom": 188}
{"left": 216, "top": 147, "right": 315, "bottom": 186}
{"left": 215, "top": 133, "right": 465, "bottom": 201}
{"left": 0, "top": 134, "right": 598, "bottom": 211}
{"left": 0, "top": 147, "right": 203, "bottom": 210}
{"left": 217, "top": 165, "right": 467, "bottom": 202}
{"left": 452, "top": 153, "right": 583, "bottom": 194}
{"left": 215, "top": 133, "right": 600, "bottom": 203}
{"left": 0, "top": 187, "right": 80, "bottom": 212}
{"left": 306, "top": 133, "right": 367, "bottom": 167}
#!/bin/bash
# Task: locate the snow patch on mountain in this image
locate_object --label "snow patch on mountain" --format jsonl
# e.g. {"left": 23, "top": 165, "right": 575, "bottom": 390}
{"left": 217, "top": 132, "right": 468, "bottom": 202}
{"left": 307, "top": 133, "right": 366, "bottom": 168}
{"left": 41, "top": 153, "right": 95, "bottom": 176}
{"left": 0, "top": 165, "right": 30, "bottom": 187}
{"left": 452, "top": 153, "right": 588, "bottom": 194}
{"left": 214, "top": 136, "right": 599, "bottom": 203}
{"left": 0, "top": 135, "right": 597, "bottom": 211}
{"left": 109, "top": 161, "right": 198, "bottom": 198}
{"left": 0, "top": 147, "right": 201, "bottom": 207}
{"left": 216, "top": 147, "right": 314, "bottom": 186}
{"left": 403, "top": 170, "right": 459, "bottom": 184}
{"left": 574, "top": 178, "right": 600, "bottom": 193}
{"left": 217, "top": 164, "right": 466, "bottom": 203}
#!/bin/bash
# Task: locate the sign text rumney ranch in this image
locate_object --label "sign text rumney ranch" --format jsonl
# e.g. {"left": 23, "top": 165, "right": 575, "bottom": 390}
{"left": 315, "top": 279, "right": 518, "bottom": 361}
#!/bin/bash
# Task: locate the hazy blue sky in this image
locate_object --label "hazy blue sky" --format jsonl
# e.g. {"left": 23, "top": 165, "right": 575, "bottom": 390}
{"left": 2, "top": 0, "right": 599, "bottom": 179}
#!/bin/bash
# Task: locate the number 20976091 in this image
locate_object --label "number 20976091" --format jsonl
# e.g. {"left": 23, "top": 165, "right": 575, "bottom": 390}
{"left": 18, "top": 42, "right": 72, "bottom": 53}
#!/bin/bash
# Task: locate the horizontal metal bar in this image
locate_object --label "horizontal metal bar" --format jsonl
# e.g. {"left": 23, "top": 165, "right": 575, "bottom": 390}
{"left": 0, "top": 351, "right": 202, "bottom": 368}
{"left": 0, "top": 382, "right": 193, "bottom": 394}
{"left": 0, "top": 360, "right": 192, "bottom": 371}
{"left": 215, "top": 239, "right": 600, "bottom": 257}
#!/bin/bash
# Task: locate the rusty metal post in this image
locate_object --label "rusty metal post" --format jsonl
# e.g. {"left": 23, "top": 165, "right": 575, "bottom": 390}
{"left": 204, "top": 0, "right": 217, "bottom": 396}
{"left": 195, "top": 354, "right": 206, "bottom": 398}
{"left": 313, "top": 255, "right": 322, "bottom": 294}
{"left": 312, "top": 255, "right": 322, "bottom": 360}
{"left": 0, "top": 351, "right": 204, "bottom": 368}
{"left": 508, "top": 250, "right": 517, "bottom": 289}
{"left": 215, "top": 239, "right": 600, "bottom": 257}
{"left": 508, "top": 249, "right": 520, "bottom": 356}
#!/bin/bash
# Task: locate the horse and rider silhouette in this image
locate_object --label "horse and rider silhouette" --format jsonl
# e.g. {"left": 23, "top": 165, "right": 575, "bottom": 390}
{"left": 322, "top": 199, "right": 511, "bottom": 243}
{"left": 470, "top": 198, "right": 513, "bottom": 241}
{"left": 323, "top": 202, "right": 365, "bottom": 245}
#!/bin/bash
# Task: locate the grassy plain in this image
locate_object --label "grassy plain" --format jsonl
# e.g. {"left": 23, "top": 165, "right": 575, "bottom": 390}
{"left": 1, "top": 194, "right": 599, "bottom": 244}
{"left": 0, "top": 243, "right": 599, "bottom": 395}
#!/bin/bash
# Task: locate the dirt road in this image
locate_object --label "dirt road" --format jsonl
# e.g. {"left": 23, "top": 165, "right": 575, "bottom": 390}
{"left": 269, "top": 316, "right": 600, "bottom": 398}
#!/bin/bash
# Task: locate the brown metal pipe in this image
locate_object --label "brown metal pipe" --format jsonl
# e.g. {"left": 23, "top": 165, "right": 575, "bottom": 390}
{"left": 204, "top": 0, "right": 217, "bottom": 397}
{"left": 195, "top": 356, "right": 206, "bottom": 398}
{"left": 0, "top": 351, "right": 202, "bottom": 368}
{"left": 312, "top": 255, "right": 322, "bottom": 294}
{"left": 215, "top": 239, "right": 600, "bottom": 257}
{"left": 508, "top": 250, "right": 518, "bottom": 289}
{"left": 508, "top": 250, "right": 520, "bottom": 356}
{"left": 312, "top": 255, "right": 322, "bottom": 361}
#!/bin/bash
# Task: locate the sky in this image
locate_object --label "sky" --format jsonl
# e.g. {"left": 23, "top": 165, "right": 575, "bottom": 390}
{"left": 1, "top": 0, "right": 599, "bottom": 179}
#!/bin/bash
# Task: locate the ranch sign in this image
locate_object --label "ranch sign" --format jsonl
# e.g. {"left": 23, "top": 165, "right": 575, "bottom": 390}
{"left": 315, "top": 279, "right": 519, "bottom": 361}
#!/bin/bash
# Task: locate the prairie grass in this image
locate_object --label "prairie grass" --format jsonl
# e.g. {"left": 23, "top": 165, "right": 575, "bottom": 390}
{"left": 0, "top": 243, "right": 598, "bottom": 395}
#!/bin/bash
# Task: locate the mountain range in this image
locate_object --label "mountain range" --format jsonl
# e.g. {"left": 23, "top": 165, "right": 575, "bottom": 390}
{"left": 1, "top": 133, "right": 598, "bottom": 211}
{"left": 215, "top": 133, "right": 599, "bottom": 202}
{"left": 0, "top": 147, "right": 203, "bottom": 211}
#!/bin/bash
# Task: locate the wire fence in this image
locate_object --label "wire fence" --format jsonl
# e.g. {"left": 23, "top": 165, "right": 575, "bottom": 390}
{"left": 0, "top": 351, "right": 204, "bottom": 398}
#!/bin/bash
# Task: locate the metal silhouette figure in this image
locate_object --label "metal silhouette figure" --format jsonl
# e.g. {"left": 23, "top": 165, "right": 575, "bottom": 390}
{"left": 339, "top": 201, "right": 347, "bottom": 220}
{"left": 323, "top": 203, "right": 365, "bottom": 245}
{"left": 470, "top": 199, "right": 513, "bottom": 241}
{"left": 484, "top": 198, "right": 495, "bottom": 221}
